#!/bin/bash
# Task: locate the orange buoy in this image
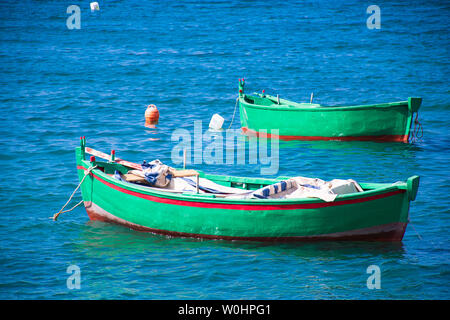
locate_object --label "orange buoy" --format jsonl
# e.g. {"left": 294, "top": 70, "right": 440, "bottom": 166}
{"left": 145, "top": 104, "right": 159, "bottom": 125}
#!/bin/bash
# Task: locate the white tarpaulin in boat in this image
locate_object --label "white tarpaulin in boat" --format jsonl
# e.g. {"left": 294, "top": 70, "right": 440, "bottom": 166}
{"left": 258, "top": 176, "right": 364, "bottom": 202}
{"left": 116, "top": 159, "right": 363, "bottom": 202}
{"left": 224, "top": 177, "right": 363, "bottom": 202}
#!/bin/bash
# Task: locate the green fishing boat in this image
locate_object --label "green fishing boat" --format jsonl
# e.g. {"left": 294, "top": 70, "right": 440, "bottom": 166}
{"left": 65, "top": 138, "right": 420, "bottom": 242}
{"left": 238, "top": 79, "right": 422, "bottom": 143}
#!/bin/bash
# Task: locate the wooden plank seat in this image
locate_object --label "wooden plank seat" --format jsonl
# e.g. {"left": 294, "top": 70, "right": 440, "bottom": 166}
{"left": 170, "top": 169, "right": 199, "bottom": 178}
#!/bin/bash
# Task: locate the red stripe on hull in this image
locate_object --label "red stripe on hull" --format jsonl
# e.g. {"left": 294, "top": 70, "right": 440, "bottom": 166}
{"left": 84, "top": 201, "right": 407, "bottom": 242}
{"left": 242, "top": 127, "right": 409, "bottom": 143}
{"left": 77, "top": 166, "right": 405, "bottom": 211}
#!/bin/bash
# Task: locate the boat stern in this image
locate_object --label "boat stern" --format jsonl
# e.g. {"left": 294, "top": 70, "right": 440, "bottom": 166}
{"left": 408, "top": 97, "right": 422, "bottom": 113}
{"left": 406, "top": 175, "right": 420, "bottom": 201}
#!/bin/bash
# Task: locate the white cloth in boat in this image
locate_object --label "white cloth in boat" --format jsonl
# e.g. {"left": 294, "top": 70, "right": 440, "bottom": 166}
{"left": 120, "top": 161, "right": 362, "bottom": 201}
{"left": 249, "top": 177, "right": 363, "bottom": 202}
{"left": 123, "top": 171, "right": 362, "bottom": 201}
{"left": 140, "top": 159, "right": 173, "bottom": 187}
{"left": 172, "top": 175, "right": 363, "bottom": 202}
{"left": 167, "top": 176, "right": 250, "bottom": 194}
{"left": 119, "top": 169, "right": 249, "bottom": 194}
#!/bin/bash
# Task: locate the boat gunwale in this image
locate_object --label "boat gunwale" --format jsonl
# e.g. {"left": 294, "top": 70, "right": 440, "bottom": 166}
{"left": 239, "top": 94, "right": 409, "bottom": 112}
{"left": 78, "top": 160, "right": 407, "bottom": 206}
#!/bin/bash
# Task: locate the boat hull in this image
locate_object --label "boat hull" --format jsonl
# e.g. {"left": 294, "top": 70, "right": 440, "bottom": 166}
{"left": 239, "top": 95, "right": 422, "bottom": 143}
{"left": 85, "top": 200, "right": 407, "bottom": 241}
{"left": 76, "top": 150, "right": 416, "bottom": 242}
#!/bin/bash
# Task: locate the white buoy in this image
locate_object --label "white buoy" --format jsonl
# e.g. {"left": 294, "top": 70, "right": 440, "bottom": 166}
{"left": 90, "top": 2, "right": 100, "bottom": 11}
{"left": 209, "top": 114, "right": 224, "bottom": 130}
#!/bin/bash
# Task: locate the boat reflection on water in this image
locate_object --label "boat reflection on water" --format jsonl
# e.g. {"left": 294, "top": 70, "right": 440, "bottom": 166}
{"left": 79, "top": 219, "right": 406, "bottom": 260}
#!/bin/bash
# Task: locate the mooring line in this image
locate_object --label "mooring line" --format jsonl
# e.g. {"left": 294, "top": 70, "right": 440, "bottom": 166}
{"left": 409, "top": 221, "right": 423, "bottom": 241}
{"left": 227, "top": 97, "right": 239, "bottom": 130}
{"left": 52, "top": 165, "right": 97, "bottom": 221}
{"left": 409, "top": 112, "right": 423, "bottom": 144}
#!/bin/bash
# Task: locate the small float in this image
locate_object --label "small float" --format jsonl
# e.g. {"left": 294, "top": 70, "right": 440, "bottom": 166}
{"left": 238, "top": 79, "right": 422, "bottom": 143}
{"left": 68, "top": 138, "right": 419, "bottom": 242}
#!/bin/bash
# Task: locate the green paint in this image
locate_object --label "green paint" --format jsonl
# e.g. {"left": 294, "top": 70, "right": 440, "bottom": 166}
{"left": 238, "top": 82, "right": 422, "bottom": 141}
{"left": 75, "top": 147, "right": 419, "bottom": 239}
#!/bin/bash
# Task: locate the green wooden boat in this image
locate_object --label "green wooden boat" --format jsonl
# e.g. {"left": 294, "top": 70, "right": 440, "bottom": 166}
{"left": 73, "top": 138, "right": 420, "bottom": 242}
{"left": 238, "top": 79, "right": 422, "bottom": 143}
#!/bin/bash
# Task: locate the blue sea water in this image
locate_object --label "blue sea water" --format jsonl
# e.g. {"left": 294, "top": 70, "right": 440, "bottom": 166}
{"left": 0, "top": 0, "right": 449, "bottom": 300}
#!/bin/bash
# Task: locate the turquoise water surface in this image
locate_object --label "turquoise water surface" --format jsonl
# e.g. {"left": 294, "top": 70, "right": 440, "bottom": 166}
{"left": 0, "top": 0, "right": 449, "bottom": 299}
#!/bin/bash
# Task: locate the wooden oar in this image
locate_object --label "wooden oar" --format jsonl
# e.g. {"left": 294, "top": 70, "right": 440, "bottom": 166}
{"left": 85, "top": 147, "right": 142, "bottom": 170}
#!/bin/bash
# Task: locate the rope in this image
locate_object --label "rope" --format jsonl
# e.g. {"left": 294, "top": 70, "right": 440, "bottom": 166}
{"left": 52, "top": 165, "right": 97, "bottom": 221}
{"left": 54, "top": 200, "right": 84, "bottom": 217}
{"left": 409, "top": 112, "right": 423, "bottom": 144}
{"left": 227, "top": 97, "right": 239, "bottom": 130}
{"left": 409, "top": 220, "right": 441, "bottom": 252}
{"left": 409, "top": 221, "right": 423, "bottom": 241}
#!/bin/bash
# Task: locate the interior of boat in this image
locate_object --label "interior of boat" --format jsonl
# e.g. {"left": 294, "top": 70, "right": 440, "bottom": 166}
{"left": 87, "top": 159, "right": 365, "bottom": 201}
{"left": 243, "top": 93, "right": 321, "bottom": 108}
